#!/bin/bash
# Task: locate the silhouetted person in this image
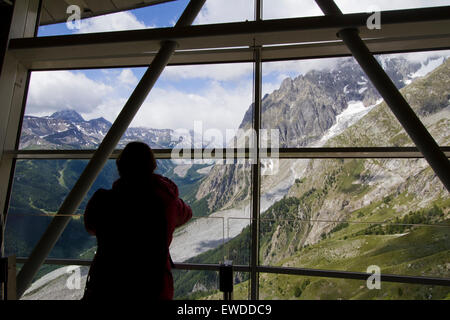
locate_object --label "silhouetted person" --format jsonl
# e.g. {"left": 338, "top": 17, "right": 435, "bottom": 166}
{"left": 82, "top": 142, "right": 192, "bottom": 301}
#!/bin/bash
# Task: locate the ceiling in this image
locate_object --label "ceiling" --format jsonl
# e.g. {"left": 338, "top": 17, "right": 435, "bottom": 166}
{"left": 39, "top": 0, "right": 174, "bottom": 26}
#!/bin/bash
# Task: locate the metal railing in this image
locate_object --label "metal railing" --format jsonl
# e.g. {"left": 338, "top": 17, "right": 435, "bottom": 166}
{"left": 14, "top": 257, "right": 450, "bottom": 298}
{"left": 5, "top": 147, "right": 450, "bottom": 160}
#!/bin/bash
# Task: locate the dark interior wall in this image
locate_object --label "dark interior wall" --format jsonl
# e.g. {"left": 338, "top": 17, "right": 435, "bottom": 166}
{"left": 0, "top": 3, "right": 14, "bottom": 77}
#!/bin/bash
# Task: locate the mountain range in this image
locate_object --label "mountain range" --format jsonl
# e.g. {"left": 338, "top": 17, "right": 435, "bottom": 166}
{"left": 20, "top": 110, "right": 175, "bottom": 150}
{"left": 195, "top": 55, "right": 431, "bottom": 213}
{"left": 6, "top": 54, "right": 449, "bottom": 300}
{"left": 194, "top": 56, "right": 450, "bottom": 300}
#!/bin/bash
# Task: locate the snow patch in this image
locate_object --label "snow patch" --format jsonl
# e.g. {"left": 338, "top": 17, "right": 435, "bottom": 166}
{"left": 358, "top": 87, "right": 367, "bottom": 94}
{"left": 197, "top": 165, "right": 214, "bottom": 175}
{"left": 343, "top": 84, "right": 349, "bottom": 94}
{"left": 173, "top": 164, "right": 192, "bottom": 178}
{"left": 316, "top": 100, "right": 378, "bottom": 146}
{"left": 410, "top": 57, "right": 444, "bottom": 79}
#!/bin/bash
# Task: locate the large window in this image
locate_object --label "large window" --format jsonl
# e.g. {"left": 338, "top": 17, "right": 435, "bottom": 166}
{"left": 20, "top": 63, "right": 252, "bottom": 150}
{"left": 2, "top": 0, "right": 450, "bottom": 301}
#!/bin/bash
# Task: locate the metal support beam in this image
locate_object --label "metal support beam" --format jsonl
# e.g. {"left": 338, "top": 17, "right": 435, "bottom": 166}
{"left": 15, "top": 0, "right": 206, "bottom": 298}
{"left": 5, "top": 147, "right": 450, "bottom": 160}
{"left": 8, "top": 35, "right": 450, "bottom": 70}
{"left": 315, "top": 0, "right": 450, "bottom": 192}
{"left": 256, "top": 265, "right": 450, "bottom": 287}
{"left": 249, "top": 0, "right": 262, "bottom": 301}
{"left": 8, "top": 6, "right": 450, "bottom": 70}
{"left": 0, "top": 1, "right": 40, "bottom": 300}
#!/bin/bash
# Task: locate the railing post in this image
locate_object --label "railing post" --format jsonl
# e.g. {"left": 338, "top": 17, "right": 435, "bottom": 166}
{"left": 219, "top": 261, "right": 233, "bottom": 301}
{"left": 0, "top": 256, "right": 6, "bottom": 300}
{"left": 1, "top": 255, "right": 16, "bottom": 300}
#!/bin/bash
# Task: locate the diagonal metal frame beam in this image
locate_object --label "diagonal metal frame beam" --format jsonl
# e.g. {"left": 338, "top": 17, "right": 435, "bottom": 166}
{"left": 315, "top": 0, "right": 450, "bottom": 192}
{"left": 15, "top": 0, "right": 207, "bottom": 298}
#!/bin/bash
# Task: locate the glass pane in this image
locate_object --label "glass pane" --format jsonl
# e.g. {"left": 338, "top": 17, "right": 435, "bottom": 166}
{"left": 6, "top": 158, "right": 251, "bottom": 262}
{"left": 263, "top": 0, "right": 323, "bottom": 19}
{"left": 38, "top": 1, "right": 187, "bottom": 36}
{"left": 20, "top": 264, "right": 89, "bottom": 300}
{"left": 134, "top": 63, "right": 253, "bottom": 149}
{"left": 257, "top": 157, "right": 449, "bottom": 277}
{"left": 170, "top": 159, "right": 252, "bottom": 262}
{"left": 335, "top": 0, "right": 450, "bottom": 14}
{"left": 5, "top": 158, "right": 116, "bottom": 259}
{"left": 260, "top": 219, "right": 450, "bottom": 278}
{"left": 193, "top": 0, "right": 254, "bottom": 25}
{"left": 259, "top": 274, "right": 450, "bottom": 300}
{"left": 21, "top": 68, "right": 131, "bottom": 150}
{"left": 262, "top": 50, "right": 450, "bottom": 148}
{"left": 21, "top": 63, "right": 253, "bottom": 150}
{"left": 260, "top": 158, "right": 449, "bottom": 223}
{"left": 38, "top": 0, "right": 254, "bottom": 37}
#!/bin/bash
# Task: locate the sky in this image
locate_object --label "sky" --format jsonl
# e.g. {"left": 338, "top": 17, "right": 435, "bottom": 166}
{"left": 26, "top": 0, "right": 450, "bottom": 134}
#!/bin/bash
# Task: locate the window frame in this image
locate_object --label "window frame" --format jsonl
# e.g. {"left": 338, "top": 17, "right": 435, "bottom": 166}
{"left": 2, "top": 0, "right": 450, "bottom": 300}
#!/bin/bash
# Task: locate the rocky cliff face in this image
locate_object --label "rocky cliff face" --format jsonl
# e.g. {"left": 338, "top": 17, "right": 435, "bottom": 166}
{"left": 196, "top": 56, "right": 426, "bottom": 212}
{"left": 240, "top": 56, "right": 420, "bottom": 146}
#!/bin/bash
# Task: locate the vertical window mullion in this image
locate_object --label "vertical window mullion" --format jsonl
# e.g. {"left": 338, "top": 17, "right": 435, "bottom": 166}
{"left": 250, "top": 0, "right": 262, "bottom": 300}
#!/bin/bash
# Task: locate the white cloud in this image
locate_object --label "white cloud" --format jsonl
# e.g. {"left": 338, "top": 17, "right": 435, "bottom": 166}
{"left": 26, "top": 67, "right": 252, "bottom": 134}
{"left": 195, "top": 0, "right": 253, "bottom": 24}
{"left": 75, "top": 11, "right": 152, "bottom": 34}
{"left": 263, "top": 0, "right": 323, "bottom": 19}
{"left": 131, "top": 80, "right": 252, "bottom": 133}
{"left": 262, "top": 81, "right": 281, "bottom": 98}
{"left": 194, "top": 0, "right": 322, "bottom": 23}
{"left": 26, "top": 71, "right": 114, "bottom": 116}
{"left": 384, "top": 50, "right": 450, "bottom": 63}
{"left": 118, "top": 69, "right": 139, "bottom": 85}
{"left": 161, "top": 63, "right": 253, "bottom": 82}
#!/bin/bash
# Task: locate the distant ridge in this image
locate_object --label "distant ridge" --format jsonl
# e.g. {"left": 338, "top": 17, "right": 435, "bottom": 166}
{"left": 49, "top": 109, "right": 85, "bottom": 122}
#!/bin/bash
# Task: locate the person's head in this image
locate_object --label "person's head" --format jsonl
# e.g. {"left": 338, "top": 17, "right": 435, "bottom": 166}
{"left": 116, "top": 142, "right": 157, "bottom": 180}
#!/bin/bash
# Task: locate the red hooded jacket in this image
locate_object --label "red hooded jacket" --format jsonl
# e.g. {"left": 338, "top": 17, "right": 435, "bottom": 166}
{"left": 83, "top": 173, "right": 192, "bottom": 300}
